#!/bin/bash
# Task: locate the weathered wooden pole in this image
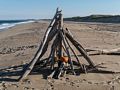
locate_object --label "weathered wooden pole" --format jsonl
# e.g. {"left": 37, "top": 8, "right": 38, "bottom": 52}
{"left": 57, "top": 12, "right": 63, "bottom": 60}
{"left": 18, "top": 8, "right": 60, "bottom": 81}
{"left": 65, "top": 31, "right": 95, "bottom": 67}
{"left": 64, "top": 36, "right": 83, "bottom": 69}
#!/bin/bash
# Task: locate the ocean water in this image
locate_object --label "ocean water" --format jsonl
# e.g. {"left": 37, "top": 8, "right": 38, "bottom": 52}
{"left": 0, "top": 20, "right": 34, "bottom": 31}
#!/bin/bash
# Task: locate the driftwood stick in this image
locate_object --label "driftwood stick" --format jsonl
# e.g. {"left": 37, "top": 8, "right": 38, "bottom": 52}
{"left": 41, "top": 33, "right": 59, "bottom": 68}
{"left": 66, "top": 28, "right": 73, "bottom": 38}
{"left": 66, "top": 28, "right": 86, "bottom": 51}
{"left": 18, "top": 9, "right": 59, "bottom": 81}
{"left": 38, "top": 18, "right": 61, "bottom": 67}
{"left": 62, "top": 44, "right": 69, "bottom": 56}
{"left": 60, "top": 30, "right": 75, "bottom": 75}
{"left": 65, "top": 31, "right": 95, "bottom": 67}
{"left": 64, "top": 36, "right": 83, "bottom": 69}
{"left": 58, "top": 12, "right": 63, "bottom": 29}
{"left": 50, "top": 35, "right": 61, "bottom": 70}
{"left": 57, "top": 62, "right": 65, "bottom": 78}
{"left": 82, "top": 64, "right": 87, "bottom": 74}
{"left": 19, "top": 29, "right": 58, "bottom": 81}
{"left": 49, "top": 50, "right": 55, "bottom": 70}
{"left": 57, "top": 12, "right": 63, "bottom": 59}
{"left": 36, "top": 17, "right": 60, "bottom": 60}
{"left": 57, "top": 34, "right": 62, "bottom": 59}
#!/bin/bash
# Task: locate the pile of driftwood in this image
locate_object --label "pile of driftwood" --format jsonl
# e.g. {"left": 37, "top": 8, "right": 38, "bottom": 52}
{"left": 18, "top": 8, "right": 96, "bottom": 81}
{"left": 18, "top": 8, "right": 120, "bottom": 81}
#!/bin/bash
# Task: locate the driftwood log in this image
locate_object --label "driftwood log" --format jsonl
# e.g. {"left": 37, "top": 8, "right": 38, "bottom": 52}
{"left": 86, "top": 48, "right": 120, "bottom": 55}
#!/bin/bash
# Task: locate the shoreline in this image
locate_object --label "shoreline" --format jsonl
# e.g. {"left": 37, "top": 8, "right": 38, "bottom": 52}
{"left": 0, "top": 20, "right": 35, "bottom": 31}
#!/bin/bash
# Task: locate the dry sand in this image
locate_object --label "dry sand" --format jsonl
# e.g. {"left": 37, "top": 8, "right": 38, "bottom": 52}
{"left": 0, "top": 21, "right": 120, "bottom": 90}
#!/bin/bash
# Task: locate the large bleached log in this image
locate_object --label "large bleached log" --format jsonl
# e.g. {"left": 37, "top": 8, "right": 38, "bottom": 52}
{"left": 86, "top": 48, "right": 120, "bottom": 55}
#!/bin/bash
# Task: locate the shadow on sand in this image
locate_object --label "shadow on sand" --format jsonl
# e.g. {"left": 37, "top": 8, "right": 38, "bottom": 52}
{"left": 0, "top": 64, "right": 53, "bottom": 82}
{"left": 0, "top": 63, "right": 119, "bottom": 82}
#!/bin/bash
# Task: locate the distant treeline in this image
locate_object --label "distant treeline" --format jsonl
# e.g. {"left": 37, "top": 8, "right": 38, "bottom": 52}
{"left": 64, "top": 15, "right": 120, "bottom": 23}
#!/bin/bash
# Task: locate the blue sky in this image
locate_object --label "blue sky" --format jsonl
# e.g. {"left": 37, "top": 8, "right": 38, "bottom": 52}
{"left": 0, "top": 0, "right": 120, "bottom": 19}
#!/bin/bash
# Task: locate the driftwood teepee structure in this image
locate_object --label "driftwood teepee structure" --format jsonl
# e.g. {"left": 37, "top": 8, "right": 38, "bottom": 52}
{"left": 19, "top": 8, "right": 96, "bottom": 81}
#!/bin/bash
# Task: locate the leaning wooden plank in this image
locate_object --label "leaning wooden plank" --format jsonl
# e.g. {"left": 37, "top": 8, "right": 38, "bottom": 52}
{"left": 18, "top": 10, "right": 59, "bottom": 81}
{"left": 64, "top": 36, "right": 83, "bottom": 69}
{"left": 19, "top": 29, "right": 58, "bottom": 81}
{"left": 43, "top": 8, "right": 59, "bottom": 38}
{"left": 66, "top": 28, "right": 73, "bottom": 38}
{"left": 56, "top": 13, "right": 63, "bottom": 60}
{"left": 58, "top": 13, "right": 63, "bottom": 29}
{"left": 37, "top": 14, "right": 61, "bottom": 67}
{"left": 40, "top": 17, "right": 61, "bottom": 67}
{"left": 62, "top": 44, "right": 68, "bottom": 55}
{"left": 60, "top": 30, "right": 76, "bottom": 75}
{"left": 65, "top": 28, "right": 86, "bottom": 52}
{"left": 37, "top": 27, "right": 58, "bottom": 59}
{"left": 36, "top": 15, "right": 61, "bottom": 60}
{"left": 65, "top": 31, "right": 95, "bottom": 67}
{"left": 49, "top": 35, "right": 61, "bottom": 69}
{"left": 58, "top": 40, "right": 62, "bottom": 59}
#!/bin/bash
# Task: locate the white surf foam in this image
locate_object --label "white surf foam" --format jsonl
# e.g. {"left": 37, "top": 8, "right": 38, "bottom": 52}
{"left": 0, "top": 23, "right": 15, "bottom": 30}
{"left": 0, "top": 20, "right": 34, "bottom": 31}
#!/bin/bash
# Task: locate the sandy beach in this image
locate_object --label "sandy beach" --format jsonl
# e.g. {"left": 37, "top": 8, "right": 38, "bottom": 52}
{"left": 0, "top": 21, "right": 120, "bottom": 90}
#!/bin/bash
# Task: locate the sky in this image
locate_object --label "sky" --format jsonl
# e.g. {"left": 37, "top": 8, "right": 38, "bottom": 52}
{"left": 0, "top": 0, "right": 120, "bottom": 20}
